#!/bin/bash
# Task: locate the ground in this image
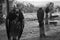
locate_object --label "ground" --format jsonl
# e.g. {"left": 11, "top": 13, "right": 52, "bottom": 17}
{"left": 0, "top": 13, "right": 60, "bottom": 40}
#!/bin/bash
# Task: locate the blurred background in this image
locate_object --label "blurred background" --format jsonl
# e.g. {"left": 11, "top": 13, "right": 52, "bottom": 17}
{"left": 0, "top": 0, "right": 60, "bottom": 40}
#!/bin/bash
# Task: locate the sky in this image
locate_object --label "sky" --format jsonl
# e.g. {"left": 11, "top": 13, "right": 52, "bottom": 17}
{"left": 15, "top": 0, "right": 60, "bottom": 7}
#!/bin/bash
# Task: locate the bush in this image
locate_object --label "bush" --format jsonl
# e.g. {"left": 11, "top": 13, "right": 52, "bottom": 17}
{"left": 0, "top": 17, "right": 5, "bottom": 25}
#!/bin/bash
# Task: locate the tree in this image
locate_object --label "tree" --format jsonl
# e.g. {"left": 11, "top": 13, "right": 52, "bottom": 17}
{"left": 0, "top": 0, "right": 4, "bottom": 25}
